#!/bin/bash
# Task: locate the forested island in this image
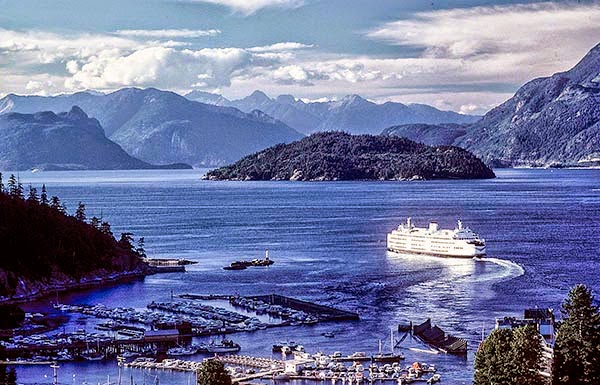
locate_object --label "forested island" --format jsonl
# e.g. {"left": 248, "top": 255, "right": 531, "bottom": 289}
{"left": 0, "top": 173, "right": 151, "bottom": 302}
{"left": 205, "top": 132, "right": 495, "bottom": 181}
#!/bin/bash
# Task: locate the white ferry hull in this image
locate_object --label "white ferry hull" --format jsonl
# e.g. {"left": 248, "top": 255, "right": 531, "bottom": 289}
{"left": 386, "top": 246, "right": 485, "bottom": 259}
{"left": 386, "top": 218, "right": 486, "bottom": 259}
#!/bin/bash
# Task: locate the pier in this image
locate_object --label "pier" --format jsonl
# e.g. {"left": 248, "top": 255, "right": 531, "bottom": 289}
{"left": 249, "top": 294, "right": 360, "bottom": 322}
{"left": 181, "top": 293, "right": 360, "bottom": 322}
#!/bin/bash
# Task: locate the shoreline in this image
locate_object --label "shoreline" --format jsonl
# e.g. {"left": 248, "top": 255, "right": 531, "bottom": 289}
{"left": 0, "top": 268, "right": 152, "bottom": 306}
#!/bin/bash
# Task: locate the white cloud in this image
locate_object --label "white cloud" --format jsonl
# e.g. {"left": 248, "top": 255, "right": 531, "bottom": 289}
{"left": 187, "top": 0, "right": 304, "bottom": 15}
{"left": 367, "top": 2, "right": 600, "bottom": 82}
{"left": 115, "top": 29, "right": 221, "bottom": 38}
{"left": 65, "top": 46, "right": 271, "bottom": 90}
{"left": 248, "top": 42, "right": 313, "bottom": 52}
{"left": 2, "top": 2, "right": 599, "bottom": 115}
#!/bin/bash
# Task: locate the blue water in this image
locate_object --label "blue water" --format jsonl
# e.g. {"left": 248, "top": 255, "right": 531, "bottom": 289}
{"left": 9, "top": 168, "right": 600, "bottom": 384}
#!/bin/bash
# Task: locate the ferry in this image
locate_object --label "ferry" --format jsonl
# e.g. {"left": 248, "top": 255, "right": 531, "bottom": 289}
{"left": 387, "top": 218, "right": 486, "bottom": 258}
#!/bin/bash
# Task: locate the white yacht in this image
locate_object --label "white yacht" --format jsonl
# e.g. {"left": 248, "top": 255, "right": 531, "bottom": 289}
{"left": 387, "top": 218, "right": 486, "bottom": 258}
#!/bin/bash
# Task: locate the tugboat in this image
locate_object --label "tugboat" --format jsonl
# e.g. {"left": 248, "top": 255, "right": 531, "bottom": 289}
{"left": 223, "top": 261, "right": 248, "bottom": 270}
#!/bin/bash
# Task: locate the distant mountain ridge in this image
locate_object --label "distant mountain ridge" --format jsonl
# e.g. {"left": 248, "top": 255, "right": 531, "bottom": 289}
{"left": 0, "top": 106, "right": 172, "bottom": 170}
{"left": 382, "top": 123, "right": 470, "bottom": 147}
{"left": 185, "top": 90, "right": 481, "bottom": 135}
{"left": 0, "top": 88, "right": 303, "bottom": 167}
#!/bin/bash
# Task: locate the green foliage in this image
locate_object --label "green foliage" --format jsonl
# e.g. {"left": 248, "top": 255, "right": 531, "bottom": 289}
{"left": 474, "top": 325, "right": 546, "bottom": 385}
{"left": 49, "top": 195, "right": 64, "bottom": 213}
{"left": 39, "top": 184, "right": 48, "bottom": 205}
{"left": 90, "top": 216, "right": 100, "bottom": 229}
{"left": 7, "top": 175, "right": 23, "bottom": 199}
{"left": 0, "top": 187, "right": 146, "bottom": 298}
{"left": 100, "top": 221, "right": 113, "bottom": 237}
{"left": 511, "top": 325, "right": 545, "bottom": 385}
{"left": 197, "top": 360, "right": 231, "bottom": 385}
{"left": 75, "top": 202, "right": 86, "bottom": 222}
{"left": 474, "top": 328, "right": 515, "bottom": 385}
{"left": 26, "top": 185, "right": 38, "bottom": 203}
{"left": 206, "top": 132, "right": 495, "bottom": 181}
{"left": 553, "top": 285, "right": 600, "bottom": 385}
{"left": 118, "top": 232, "right": 134, "bottom": 251}
{"left": 136, "top": 237, "right": 147, "bottom": 259}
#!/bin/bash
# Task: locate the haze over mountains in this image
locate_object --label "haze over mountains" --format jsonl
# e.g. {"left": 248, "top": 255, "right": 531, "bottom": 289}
{"left": 0, "top": 88, "right": 302, "bottom": 167}
{"left": 185, "top": 90, "right": 480, "bottom": 135}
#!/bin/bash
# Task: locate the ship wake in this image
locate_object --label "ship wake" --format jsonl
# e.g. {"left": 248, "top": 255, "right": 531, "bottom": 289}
{"left": 475, "top": 257, "right": 525, "bottom": 281}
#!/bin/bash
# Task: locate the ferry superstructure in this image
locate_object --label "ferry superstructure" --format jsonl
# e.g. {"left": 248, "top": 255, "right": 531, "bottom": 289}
{"left": 387, "top": 218, "right": 486, "bottom": 258}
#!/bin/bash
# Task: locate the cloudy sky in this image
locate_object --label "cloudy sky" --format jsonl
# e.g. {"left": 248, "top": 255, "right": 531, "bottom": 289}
{"left": 1, "top": 0, "right": 599, "bottom": 114}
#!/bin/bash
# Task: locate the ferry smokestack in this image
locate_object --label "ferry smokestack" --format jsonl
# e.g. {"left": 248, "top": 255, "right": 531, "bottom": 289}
{"left": 429, "top": 222, "right": 438, "bottom": 232}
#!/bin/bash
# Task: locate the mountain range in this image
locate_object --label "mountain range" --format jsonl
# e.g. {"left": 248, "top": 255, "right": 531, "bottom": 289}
{"left": 0, "top": 107, "right": 161, "bottom": 170}
{"left": 1, "top": 42, "right": 598, "bottom": 169}
{"left": 185, "top": 90, "right": 480, "bottom": 135}
{"left": 0, "top": 88, "right": 302, "bottom": 167}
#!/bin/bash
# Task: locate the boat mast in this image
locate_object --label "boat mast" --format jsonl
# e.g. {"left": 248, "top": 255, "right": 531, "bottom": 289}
{"left": 390, "top": 327, "right": 395, "bottom": 354}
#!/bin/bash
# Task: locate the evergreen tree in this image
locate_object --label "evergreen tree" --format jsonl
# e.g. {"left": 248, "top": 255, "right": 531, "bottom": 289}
{"left": 50, "top": 196, "right": 65, "bottom": 213}
{"left": 511, "top": 325, "right": 544, "bottom": 385}
{"left": 26, "top": 185, "right": 38, "bottom": 203}
{"left": 90, "top": 216, "right": 100, "bottom": 229}
{"left": 118, "top": 232, "right": 134, "bottom": 250}
{"left": 196, "top": 360, "right": 231, "bottom": 385}
{"left": 100, "top": 221, "right": 113, "bottom": 237}
{"left": 553, "top": 285, "right": 600, "bottom": 385}
{"left": 7, "top": 174, "right": 23, "bottom": 199}
{"left": 0, "top": 172, "right": 4, "bottom": 193}
{"left": 40, "top": 184, "right": 49, "bottom": 205}
{"left": 474, "top": 328, "right": 515, "bottom": 385}
{"left": 136, "top": 237, "right": 147, "bottom": 258}
{"left": 75, "top": 202, "right": 86, "bottom": 222}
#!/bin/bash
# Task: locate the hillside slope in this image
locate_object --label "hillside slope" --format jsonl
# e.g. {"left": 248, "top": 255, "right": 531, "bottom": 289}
{"left": 0, "top": 188, "right": 149, "bottom": 300}
{"left": 456, "top": 43, "right": 600, "bottom": 167}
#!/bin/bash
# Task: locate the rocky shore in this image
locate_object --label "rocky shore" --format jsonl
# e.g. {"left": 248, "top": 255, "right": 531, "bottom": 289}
{"left": 0, "top": 265, "right": 154, "bottom": 305}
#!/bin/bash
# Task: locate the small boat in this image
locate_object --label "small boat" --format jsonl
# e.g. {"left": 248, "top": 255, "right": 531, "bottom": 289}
{"left": 206, "top": 339, "right": 240, "bottom": 353}
{"left": 371, "top": 352, "right": 405, "bottom": 363}
{"left": 167, "top": 346, "right": 198, "bottom": 356}
{"left": 322, "top": 332, "right": 335, "bottom": 338}
{"left": 427, "top": 374, "right": 441, "bottom": 384}
{"left": 81, "top": 351, "right": 104, "bottom": 361}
